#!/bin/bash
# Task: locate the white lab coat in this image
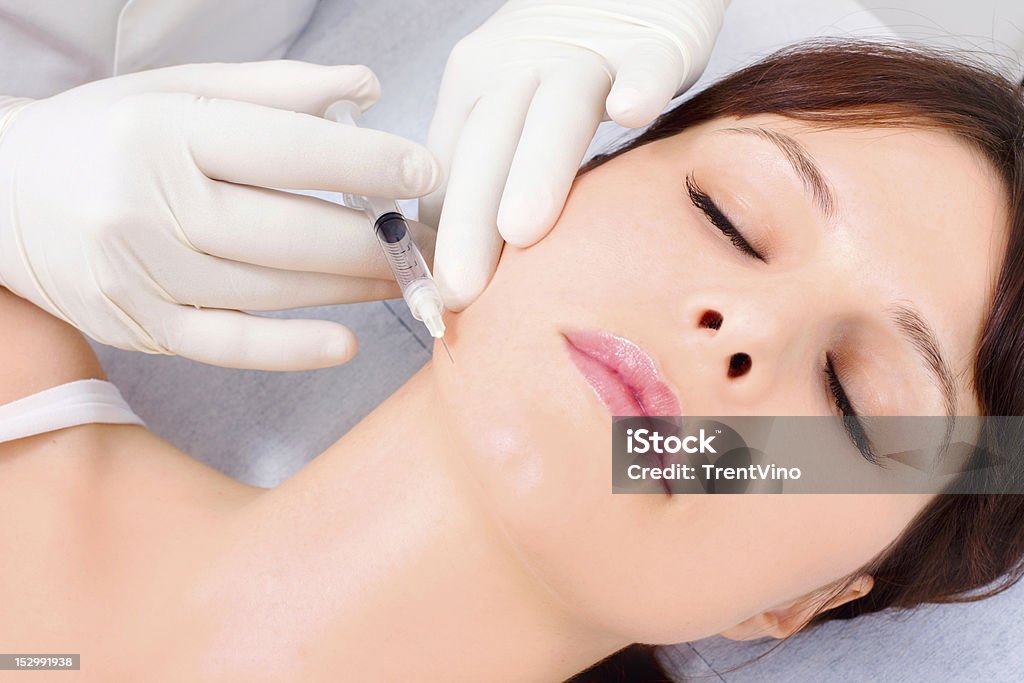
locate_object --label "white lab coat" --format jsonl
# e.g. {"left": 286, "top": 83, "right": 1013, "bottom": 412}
{"left": 0, "top": 0, "right": 320, "bottom": 98}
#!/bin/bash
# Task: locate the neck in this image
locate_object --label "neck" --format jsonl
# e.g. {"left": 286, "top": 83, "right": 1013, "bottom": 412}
{"left": 196, "top": 364, "right": 626, "bottom": 682}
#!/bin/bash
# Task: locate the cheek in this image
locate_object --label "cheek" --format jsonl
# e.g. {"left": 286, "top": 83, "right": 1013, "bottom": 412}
{"left": 430, "top": 171, "right": 689, "bottom": 617}
{"left": 434, "top": 159, "right": 686, "bottom": 504}
{"left": 433, "top": 248, "right": 617, "bottom": 535}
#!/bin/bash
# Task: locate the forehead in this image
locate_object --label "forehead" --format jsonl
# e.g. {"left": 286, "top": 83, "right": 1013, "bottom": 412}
{"left": 652, "top": 114, "right": 1008, "bottom": 411}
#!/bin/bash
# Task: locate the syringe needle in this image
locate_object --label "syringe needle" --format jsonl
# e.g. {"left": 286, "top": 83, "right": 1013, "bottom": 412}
{"left": 440, "top": 338, "right": 454, "bottom": 364}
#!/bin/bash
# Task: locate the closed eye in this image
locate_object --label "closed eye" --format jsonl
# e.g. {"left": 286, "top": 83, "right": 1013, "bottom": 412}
{"left": 685, "top": 174, "right": 766, "bottom": 262}
{"left": 825, "top": 353, "right": 883, "bottom": 466}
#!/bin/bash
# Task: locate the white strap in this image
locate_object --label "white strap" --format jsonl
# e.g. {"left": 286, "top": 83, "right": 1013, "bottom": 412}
{"left": 0, "top": 379, "right": 145, "bottom": 444}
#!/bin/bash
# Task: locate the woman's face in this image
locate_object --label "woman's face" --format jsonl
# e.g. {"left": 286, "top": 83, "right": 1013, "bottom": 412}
{"left": 432, "top": 114, "right": 1007, "bottom": 643}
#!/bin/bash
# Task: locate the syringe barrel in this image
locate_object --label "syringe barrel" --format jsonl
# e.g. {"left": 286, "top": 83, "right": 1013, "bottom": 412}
{"left": 374, "top": 212, "right": 430, "bottom": 293}
{"left": 339, "top": 186, "right": 447, "bottom": 335}
{"left": 372, "top": 212, "right": 445, "bottom": 330}
{"left": 341, "top": 199, "right": 434, "bottom": 295}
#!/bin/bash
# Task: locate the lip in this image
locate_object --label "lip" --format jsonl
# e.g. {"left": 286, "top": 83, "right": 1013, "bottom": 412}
{"left": 562, "top": 330, "right": 682, "bottom": 417}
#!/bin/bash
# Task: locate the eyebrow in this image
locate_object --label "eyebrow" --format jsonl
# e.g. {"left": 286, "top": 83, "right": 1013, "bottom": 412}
{"left": 718, "top": 126, "right": 838, "bottom": 220}
{"left": 888, "top": 303, "right": 959, "bottom": 421}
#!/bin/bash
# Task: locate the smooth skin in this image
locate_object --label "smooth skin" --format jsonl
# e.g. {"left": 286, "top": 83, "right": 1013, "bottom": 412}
{"left": 0, "top": 113, "right": 1007, "bottom": 681}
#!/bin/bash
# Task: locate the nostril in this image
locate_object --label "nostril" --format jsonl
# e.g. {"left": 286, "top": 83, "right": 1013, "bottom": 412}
{"left": 728, "top": 352, "right": 752, "bottom": 378}
{"left": 699, "top": 310, "right": 723, "bottom": 330}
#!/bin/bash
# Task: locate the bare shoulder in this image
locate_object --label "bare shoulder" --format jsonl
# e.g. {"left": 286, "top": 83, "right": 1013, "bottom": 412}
{"left": 0, "top": 288, "right": 263, "bottom": 660}
{"left": 0, "top": 286, "right": 105, "bottom": 404}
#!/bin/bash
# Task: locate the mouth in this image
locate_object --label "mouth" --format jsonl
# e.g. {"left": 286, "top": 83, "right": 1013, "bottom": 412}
{"left": 562, "top": 330, "right": 682, "bottom": 417}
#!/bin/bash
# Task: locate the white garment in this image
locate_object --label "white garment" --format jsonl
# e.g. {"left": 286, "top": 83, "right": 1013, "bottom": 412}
{"left": 0, "top": 0, "right": 320, "bottom": 98}
{"left": 0, "top": 379, "right": 145, "bottom": 444}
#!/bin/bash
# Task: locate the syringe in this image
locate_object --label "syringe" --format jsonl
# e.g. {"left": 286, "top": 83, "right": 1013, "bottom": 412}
{"left": 326, "top": 101, "right": 452, "bottom": 363}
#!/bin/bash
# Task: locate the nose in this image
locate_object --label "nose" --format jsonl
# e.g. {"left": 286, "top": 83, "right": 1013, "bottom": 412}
{"left": 684, "top": 294, "right": 815, "bottom": 410}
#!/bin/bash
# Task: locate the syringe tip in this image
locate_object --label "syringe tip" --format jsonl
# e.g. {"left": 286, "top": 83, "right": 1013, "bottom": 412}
{"left": 419, "top": 306, "right": 446, "bottom": 339}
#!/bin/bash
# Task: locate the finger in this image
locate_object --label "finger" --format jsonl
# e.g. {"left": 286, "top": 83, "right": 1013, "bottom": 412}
{"left": 195, "top": 264, "right": 401, "bottom": 311}
{"left": 606, "top": 40, "right": 686, "bottom": 128}
{"left": 188, "top": 184, "right": 395, "bottom": 279}
{"left": 197, "top": 185, "right": 439, "bottom": 276}
{"left": 148, "top": 249, "right": 400, "bottom": 310}
{"left": 420, "top": 64, "right": 479, "bottom": 229}
{"left": 496, "top": 60, "right": 611, "bottom": 248}
{"left": 154, "top": 305, "right": 359, "bottom": 371}
{"left": 183, "top": 95, "right": 441, "bottom": 198}
{"left": 432, "top": 77, "right": 537, "bottom": 311}
{"left": 136, "top": 61, "right": 382, "bottom": 115}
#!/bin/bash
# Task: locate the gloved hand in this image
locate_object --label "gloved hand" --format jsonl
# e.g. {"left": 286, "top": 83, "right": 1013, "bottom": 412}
{"left": 422, "top": 0, "right": 729, "bottom": 310}
{"left": 0, "top": 61, "right": 440, "bottom": 371}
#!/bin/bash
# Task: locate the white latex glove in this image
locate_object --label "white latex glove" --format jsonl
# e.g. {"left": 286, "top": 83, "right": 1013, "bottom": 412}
{"left": 422, "top": 0, "right": 729, "bottom": 310}
{"left": 0, "top": 61, "right": 441, "bottom": 371}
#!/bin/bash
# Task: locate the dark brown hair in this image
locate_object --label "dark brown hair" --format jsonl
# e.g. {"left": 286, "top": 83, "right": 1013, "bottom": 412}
{"left": 568, "top": 40, "right": 1024, "bottom": 682}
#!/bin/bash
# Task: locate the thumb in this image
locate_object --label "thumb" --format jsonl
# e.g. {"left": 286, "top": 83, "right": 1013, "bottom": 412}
{"left": 606, "top": 41, "right": 685, "bottom": 128}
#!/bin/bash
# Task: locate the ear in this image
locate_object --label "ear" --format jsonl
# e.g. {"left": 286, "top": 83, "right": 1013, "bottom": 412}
{"left": 718, "top": 575, "right": 874, "bottom": 641}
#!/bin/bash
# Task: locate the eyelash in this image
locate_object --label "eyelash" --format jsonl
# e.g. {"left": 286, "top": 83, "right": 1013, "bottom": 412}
{"left": 685, "top": 175, "right": 766, "bottom": 262}
{"left": 825, "top": 354, "right": 880, "bottom": 465}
